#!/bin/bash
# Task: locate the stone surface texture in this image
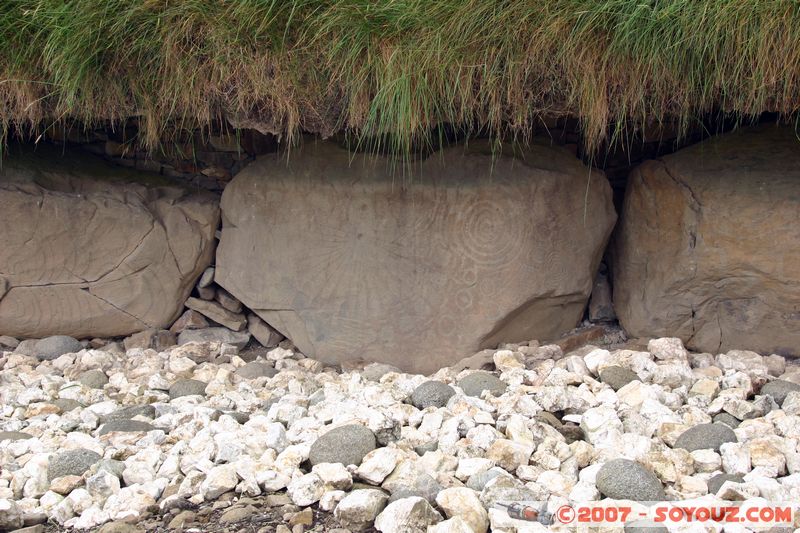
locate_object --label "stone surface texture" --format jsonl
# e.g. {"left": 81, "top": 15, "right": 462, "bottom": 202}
{"left": 216, "top": 140, "right": 615, "bottom": 372}
{"left": 0, "top": 145, "right": 219, "bottom": 339}
{"left": 614, "top": 125, "right": 800, "bottom": 357}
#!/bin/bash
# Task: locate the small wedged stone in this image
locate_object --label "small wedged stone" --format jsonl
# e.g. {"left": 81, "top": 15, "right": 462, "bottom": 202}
{"left": 169, "top": 310, "right": 209, "bottom": 334}
{"left": 101, "top": 405, "right": 156, "bottom": 423}
{"left": 169, "top": 379, "right": 207, "bottom": 399}
{"left": 184, "top": 297, "right": 246, "bottom": 332}
{"left": 712, "top": 412, "right": 740, "bottom": 428}
{"left": 760, "top": 379, "right": 800, "bottom": 405}
{"left": 707, "top": 473, "right": 744, "bottom": 495}
{"left": 0, "top": 335, "right": 19, "bottom": 350}
{"left": 197, "top": 267, "right": 215, "bottom": 288}
{"left": 599, "top": 365, "right": 640, "bottom": 391}
{"left": 123, "top": 329, "right": 176, "bottom": 352}
{"left": 246, "top": 314, "right": 284, "bottom": 348}
{"left": 98, "top": 419, "right": 156, "bottom": 436}
{"left": 235, "top": 361, "right": 277, "bottom": 380}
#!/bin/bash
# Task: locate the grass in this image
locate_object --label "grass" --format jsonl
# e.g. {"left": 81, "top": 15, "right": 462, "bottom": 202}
{"left": 1, "top": 0, "right": 799, "bottom": 155}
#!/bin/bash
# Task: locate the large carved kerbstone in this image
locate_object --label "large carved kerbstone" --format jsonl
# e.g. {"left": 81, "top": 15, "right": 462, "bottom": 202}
{"left": 0, "top": 146, "right": 219, "bottom": 338}
{"left": 217, "top": 141, "right": 615, "bottom": 372}
{"left": 613, "top": 126, "right": 800, "bottom": 356}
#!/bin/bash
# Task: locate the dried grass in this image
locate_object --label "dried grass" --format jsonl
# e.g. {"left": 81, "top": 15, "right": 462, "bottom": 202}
{"left": 1, "top": 0, "right": 799, "bottom": 154}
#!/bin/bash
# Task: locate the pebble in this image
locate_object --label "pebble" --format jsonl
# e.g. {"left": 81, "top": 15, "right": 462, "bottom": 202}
{"left": 674, "top": 422, "right": 737, "bottom": 452}
{"left": 595, "top": 459, "right": 665, "bottom": 501}
{"left": 333, "top": 489, "right": 388, "bottom": 530}
{"left": 78, "top": 369, "right": 109, "bottom": 389}
{"left": 289, "top": 507, "right": 313, "bottom": 526}
{"left": 168, "top": 378, "right": 207, "bottom": 399}
{"left": 220, "top": 505, "right": 257, "bottom": 524}
{"left": 624, "top": 520, "right": 668, "bottom": 533}
{"left": 760, "top": 379, "right": 800, "bottom": 405}
{"left": 48, "top": 449, "right": 102, "bottom": 481}
{"left": 34, "top": 335, "right": 83, "bottom": 360}
{"left": 409, "top": 381, "right": 455, "bottom": 409}
{"left": 308, "top": 425, "right": 377, "bottom": 467}
{"left": 98, "top": 419, "right": 156, "bottom": 436}
{"left": 456, "top": 372, "right": 506, "bottom": 398}
{"left": 599, "top": 365, "right": 640, "bottom": 391}
{"left": 177, "top": 327, "right": 250, "bottom": 348}
{"left": 236, "top": 361, "right": 277, "bottom": 379}
{"left": 707, "top": 473, "right": 744, "bottom": 495}
{"left": 362, "top": 363, "right": 401, "bottom": 382}
{"left": 0, "top": 335, "right": 798, "bottom": 532}
{"left": 0, "top": 430, "right": 33, "bottom": 441}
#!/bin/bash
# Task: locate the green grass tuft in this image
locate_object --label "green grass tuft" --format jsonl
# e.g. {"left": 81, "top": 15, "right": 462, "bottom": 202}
{"left": 1, "top": 0, "right": 799, "bottom": 154}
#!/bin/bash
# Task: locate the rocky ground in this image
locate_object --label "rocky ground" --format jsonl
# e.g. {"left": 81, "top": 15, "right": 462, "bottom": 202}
{"left": 1, "top": 332, "right": 800, "bottom": 533}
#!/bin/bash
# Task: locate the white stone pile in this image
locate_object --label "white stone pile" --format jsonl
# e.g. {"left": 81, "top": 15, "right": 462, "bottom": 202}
{"left": 0, "top": 337, "right": 799, "bottom": 532}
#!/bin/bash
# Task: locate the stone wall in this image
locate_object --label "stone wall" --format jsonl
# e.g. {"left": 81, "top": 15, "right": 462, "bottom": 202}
{"left": 3, "top": 118, "right": 798, "bottom": 369}
{"left": 612, "top": 125, "right": 800, "bottom": 357}
{"left": 0, "top": 144, "right": 219, "bottom": 339}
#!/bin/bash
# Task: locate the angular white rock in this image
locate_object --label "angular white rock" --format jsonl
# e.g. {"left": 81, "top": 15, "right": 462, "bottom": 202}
{"left": 374, "top": 496, "right": 442, "bottom": 533}
{"left": 333, "top": 489, "right": 389, "bottom": 529}
{"left": 200, "top": 464, "right": 238, "bottom": 500}
{"left": 287, "top": 473, "right": 325, "bottom": 506}
{"left": 357, "top": 447, "right": 400, "bottom": 485}
{"left": 435, "top": 487, "right": 489, "bottom": 533}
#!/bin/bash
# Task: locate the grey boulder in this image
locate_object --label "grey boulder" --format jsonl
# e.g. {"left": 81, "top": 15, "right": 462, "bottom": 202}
{"left": 78, "top": 370, "right": 108, "bottom": 389}
{"left": 712, "top": 412, "right": 741, "bottom": 428}
{"left": 101, "top": 405, "right": 155, "bottom": 423}
{"left": 48, "top": 448, "right": 102, "bottom": 481}
{"left": 169, "top": 379, "right": 208, "bottom": 399}
{"left": 362, "top": 363, "right": 401, "bottom": 382}
{"left": 457, "top": 372, "right": 507, "bottom": 398}
{"left": 595, "top": 459, "right": 665, "bottom": 501}
{"left": 599, "top": 366, "right": 640, "bottom": 391}
{"left": 34, "top": 335, "right": 83, "bottom": 361}
{"left": 235, "top": 361, "right": 277, "bottom": 380}
{"left": 53, "top": 399, "right": 82, "bottom": 413}
{"left": 760, "top": 379, "right": 800, "bottom": 405}
{"left": 409, "top": 381, "right": 455, "bottom": 409}
{"left": 707, "top": 473, "right": 745, "bottom": 496}
{"left": 674, "top": 423, "right": 737, "bottom": 452}
{"left": 308, "top": 424, "right": 377, "bottom": 467}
